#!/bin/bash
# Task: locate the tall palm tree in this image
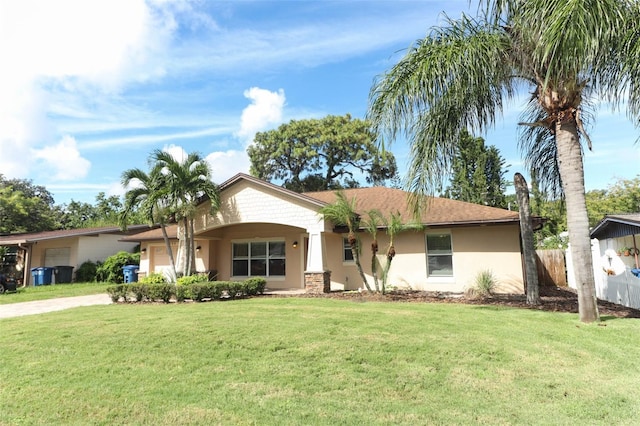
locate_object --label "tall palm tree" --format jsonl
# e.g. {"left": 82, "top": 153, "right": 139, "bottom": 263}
{"left": 319, "top": 191, "right": 372, "bottom": 292}
{"left": 120, "top": 166, "right": 177, "bottom": 278}
{"left": 368, "top": 0, "right": 640, "bottom": 323}
{"left": 151, "top": 149, "right": 220, "bottom": 276}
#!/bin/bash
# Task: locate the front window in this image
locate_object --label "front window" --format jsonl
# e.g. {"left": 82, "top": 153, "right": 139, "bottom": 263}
{"left": 426, "top": 233, "right": 453, "bottom": 277}
{"left": 343, "top": 237, "right": 354, "bottom": 262}
{"left": 232, "top": 241, "right": 286, "bottom": 277}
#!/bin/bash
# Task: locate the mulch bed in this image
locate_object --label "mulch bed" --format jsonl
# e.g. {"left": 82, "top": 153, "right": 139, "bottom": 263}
{"left": 271, "top": 286, "right": 640, "bottom": 319}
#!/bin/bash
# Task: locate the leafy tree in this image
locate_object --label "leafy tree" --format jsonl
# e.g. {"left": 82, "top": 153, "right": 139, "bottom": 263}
{"left": 248, "top": 114, "right": 397, "bottom": 192}
{"left": 58, "top": 192, "right": 126, "bottom": 229}
{"left": 443, "top": 130, "right": 508, "bottom": 207}
{"left": 151, "top": 150, "right": 220, "bottom": 276}
{"left": 319, "top": 192, "right": 372, "bottom": 292}
{"left": 0, "top": 175, "right": 58, "bottom": 233}
{"left": 368, "top": 0, "right": 640, "bottom": 322}
{"left": 586, "top": 175, "right": 640, "bottom": 226}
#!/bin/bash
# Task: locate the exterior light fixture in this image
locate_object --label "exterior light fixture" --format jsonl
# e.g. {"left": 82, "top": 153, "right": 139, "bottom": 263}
{"left": 292, "top": 241, "right": 298, "bottom": 248}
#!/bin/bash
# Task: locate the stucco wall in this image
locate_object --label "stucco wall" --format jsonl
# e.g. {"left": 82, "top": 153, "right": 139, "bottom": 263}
{"left": 326, "top": 225, "right": 524, "bottom": 294}
{"left": 28, "top": 235, "right": 137, "bottom": 285}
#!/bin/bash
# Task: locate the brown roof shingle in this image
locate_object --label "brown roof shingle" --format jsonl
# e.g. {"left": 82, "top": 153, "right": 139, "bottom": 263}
{"left": 304, "top": 187, "right": 519, "bottom": 227}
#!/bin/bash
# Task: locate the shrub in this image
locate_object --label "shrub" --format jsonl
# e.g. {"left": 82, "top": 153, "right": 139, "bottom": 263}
{"left": 243, "top": 277, "right": 267, "bottom": 296}
{"left": 131, "top": 284, "right": 149, "bottom": 302}
{"left": 106, "top": 284, "right": 128, "bottom": 303}
{"left": 75, "top": 261, "right": 98, "bottom": 282}
{"left": 466, "top": 270, "right": 496, "bottom": 299}
{"left": 147, "top": 283, "right": 174, "bottom": 303}
{"left": 96, "top": 251, "right": 140, "bottom": 283}
{"left": 224, "top": 281, "right": 244, "bottom": 299}
{"left": 176, "top": 273, "right": 209, "bottom": 286}
{"left": 139, "top": 273, "right": 167, "bottom": 285}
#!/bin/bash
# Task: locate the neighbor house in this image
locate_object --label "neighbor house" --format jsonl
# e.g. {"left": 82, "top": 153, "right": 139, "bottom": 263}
{"left": 0, "top": 225, "right": 149, "bottom": 286}
{"left": 124, "top": 173, "right": 528, "bottom": 294}
{"left": 567, "top": 214, "right": 640, "bottom": 309}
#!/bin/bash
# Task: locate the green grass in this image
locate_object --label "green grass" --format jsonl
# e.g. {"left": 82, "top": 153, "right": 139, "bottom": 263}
{"left": 0, "top": 282, "right": 111, "bottom": 304}
{"left": 1, "top": 298, "right": 639, "bottom": 425}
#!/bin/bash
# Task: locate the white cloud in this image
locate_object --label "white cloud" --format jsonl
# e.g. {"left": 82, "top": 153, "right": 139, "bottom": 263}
{"left": 162, "top": 144, "right": 189, "bottom": 163}
{"left": 236, "top": 87, "right": 286, "bottom": 143}
{"left": 205, "top": 150, "right": 251, "bottom": 184}
{"left": 32, "top": 135, "right": 91, "bottom": 180}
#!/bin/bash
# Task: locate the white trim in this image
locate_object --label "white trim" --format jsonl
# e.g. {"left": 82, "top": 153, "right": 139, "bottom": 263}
{"left": 425, "top": 230, "right": 454, "bottom": 279}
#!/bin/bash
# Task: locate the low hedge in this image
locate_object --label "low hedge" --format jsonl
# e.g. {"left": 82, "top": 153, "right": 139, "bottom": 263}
{"left": 106, "top": 277, "right": 267, "bottom": 303}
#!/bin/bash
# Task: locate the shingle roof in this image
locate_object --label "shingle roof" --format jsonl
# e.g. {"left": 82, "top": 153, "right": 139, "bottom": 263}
{"left": 120, "top": 224, "right": 178, "bottom": 241}
{"left": 0, "top": 225, "right": 152, "bottom": 245}
{"left": 304, "top": 186, "right": 520, "bottom": 227}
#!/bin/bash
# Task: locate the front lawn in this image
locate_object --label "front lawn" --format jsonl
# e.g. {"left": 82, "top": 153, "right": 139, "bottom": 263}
{"left": 0, "top": 282, "right": 112, "bottom": 304}
{"left": 1, "top": 298, "right": 639, "bottom": 424}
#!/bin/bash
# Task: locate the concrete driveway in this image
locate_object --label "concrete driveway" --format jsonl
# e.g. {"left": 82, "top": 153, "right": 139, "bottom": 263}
{"left": 0, "top": 294, "right": 112, "bottom": 319}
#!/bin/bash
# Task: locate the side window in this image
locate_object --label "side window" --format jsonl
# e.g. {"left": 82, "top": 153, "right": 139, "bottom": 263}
{"left": 343, "top": 237, "right": 354, "bottom": 262}
{"left": 426, "top": 233, "right": 453, "bottom": 277}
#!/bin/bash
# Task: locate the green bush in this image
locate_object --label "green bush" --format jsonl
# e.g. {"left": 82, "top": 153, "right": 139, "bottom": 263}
{"left": 243, "top": 277, "right": 267, "bottom": 296}
{"left": 131, "top": 284, "right": 149, "bottom": 302}
{"left": 139, "top": 273, "right": 167, "bottom": 285}
{"left": 176, "top": 273, "right": 209, "bottom": 286}
{"left": 96, "top": 251, "right": 140, "bottom": 283}
{"left": 147, "top": 283, "right": 174, "bottom": 303}
{"left": 75, "top": 261, "right": 98, "bottom": 282}
{"left": 107, "top": 278, "right": 265, "bottom": 304}
{"left": 106, "top": 284, "right": 128, "bottom": 303}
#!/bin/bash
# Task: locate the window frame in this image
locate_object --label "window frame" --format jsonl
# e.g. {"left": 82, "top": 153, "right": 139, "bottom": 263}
{"left": 342, "top": 236, "right": 354, "bottom": 263}
{"left": 231, "top": 239, "right": 286, "bottom": 279}
{"left": 425, "top": 232, "right": 454, "bottom": 279}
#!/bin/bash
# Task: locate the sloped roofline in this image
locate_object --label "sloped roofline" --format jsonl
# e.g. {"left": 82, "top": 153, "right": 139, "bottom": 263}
{"left": 218, "top": 173, "right": 328, "bottom": 208}
{"left": 590, "top": 214, "right": 640, "bottom": 239}
{"left": 0, "top": 224, "right": 153, "bottom": 246}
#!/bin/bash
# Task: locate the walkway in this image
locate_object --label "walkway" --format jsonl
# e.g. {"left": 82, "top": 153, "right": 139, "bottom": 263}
{"left": 0, "top": 294, "right": 112, "bottom": 319}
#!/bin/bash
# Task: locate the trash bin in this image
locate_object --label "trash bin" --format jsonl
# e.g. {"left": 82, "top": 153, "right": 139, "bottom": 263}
{"left": 122, "top": 265, "right": 139, "bottom": 283}
{"left": 55, "top": 266, "right": 74, "bottom": 284}
{"left": 31, "top": 267, "right": 54, "bottom": 286}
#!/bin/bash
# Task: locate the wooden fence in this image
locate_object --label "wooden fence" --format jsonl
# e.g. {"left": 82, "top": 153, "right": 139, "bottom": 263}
{"left": 535, "top": 249, "right": 567, "bottom": 287}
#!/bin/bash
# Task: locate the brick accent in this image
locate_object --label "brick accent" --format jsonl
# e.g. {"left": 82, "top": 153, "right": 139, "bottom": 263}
{"left": 304, "top": 271, "right": 331, "bottom": 293}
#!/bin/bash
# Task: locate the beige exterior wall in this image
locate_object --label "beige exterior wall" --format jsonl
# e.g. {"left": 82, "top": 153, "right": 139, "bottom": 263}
{"left": 326, "top": 225, "right": 524, "bottom": 294}
{"left": 27, "top": 235, "right": 137, "bottom": 285}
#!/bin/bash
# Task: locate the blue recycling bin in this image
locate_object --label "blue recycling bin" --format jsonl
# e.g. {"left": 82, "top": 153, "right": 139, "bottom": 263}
{"left": 122, "top": 265, "right": 139, "bottom": 283}
{"left": 31, "top": 267, "right": 54, "bottom": 286}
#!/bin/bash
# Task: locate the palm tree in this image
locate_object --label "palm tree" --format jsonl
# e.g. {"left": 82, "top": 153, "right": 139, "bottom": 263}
{"left": 362, "top": 210, "right": 384, "bottom": 292}
{"left": 151, "top": 149, "right": 220, "bottom": 276}
{"left": 120, "top": 166, "right": 177, "bottom": 278}
{"left": 319, "top": 192, "right": 372, "bottom": 292}
{"left": 368, "top": 0, "right": 640, "bottom": 323}
{"left": 380, "top": 211, "right": 423, "bottom": 294}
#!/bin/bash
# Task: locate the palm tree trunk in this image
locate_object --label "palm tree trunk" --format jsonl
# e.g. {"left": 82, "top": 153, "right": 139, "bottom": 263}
{"left": 183, "top": 217, "right": 191, "bottom": 276}
{"left": 189, "top": 218, "right": 197, "bottom": 274}
{"left": 555, "top": 121, "right": 599, "bottom": 322}
{"left": 160, "top": 223, "right": 177, "bottom": 279}
{"left": 351, "top": 244, "right": 372, "bottom": 292}
{"left": 514, "top": 173, "right": 540, "bottom": 304}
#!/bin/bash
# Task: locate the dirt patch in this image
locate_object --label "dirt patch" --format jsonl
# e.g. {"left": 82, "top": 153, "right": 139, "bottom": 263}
{"left": 268, "top": 286, "right": 640, "bottom": 319}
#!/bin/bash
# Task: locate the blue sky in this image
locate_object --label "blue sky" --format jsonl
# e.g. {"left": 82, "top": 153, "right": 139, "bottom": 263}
{"left": 1, "top": 0, "right": 638, "bottom": 206}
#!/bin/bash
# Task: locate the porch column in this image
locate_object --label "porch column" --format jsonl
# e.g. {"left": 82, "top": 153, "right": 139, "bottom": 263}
{"left": 304, "top": 230, "right": 330, "bottom": 293}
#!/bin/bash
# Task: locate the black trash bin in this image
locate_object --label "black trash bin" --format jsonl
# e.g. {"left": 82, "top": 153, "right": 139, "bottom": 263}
{"left": 31, "top": 267, "right": 54, "bottom": 286}
{"left": 122, "top": 265, "right": 139, "bottom": 283}
{"left": 55, "top": 266, "right": 74, "bottom": 284}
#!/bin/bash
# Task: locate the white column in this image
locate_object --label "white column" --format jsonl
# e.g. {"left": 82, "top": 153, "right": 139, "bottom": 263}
{"left": 306, "top": 231, "right": 325, "bottom": 272}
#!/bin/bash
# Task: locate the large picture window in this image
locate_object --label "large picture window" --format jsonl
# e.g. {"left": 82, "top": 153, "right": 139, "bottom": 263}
{"left": 232, "top": 241, "right": 285, "bottom": 277}
{"left": 426, "top": 233, "right": 453, "bottom": 277}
